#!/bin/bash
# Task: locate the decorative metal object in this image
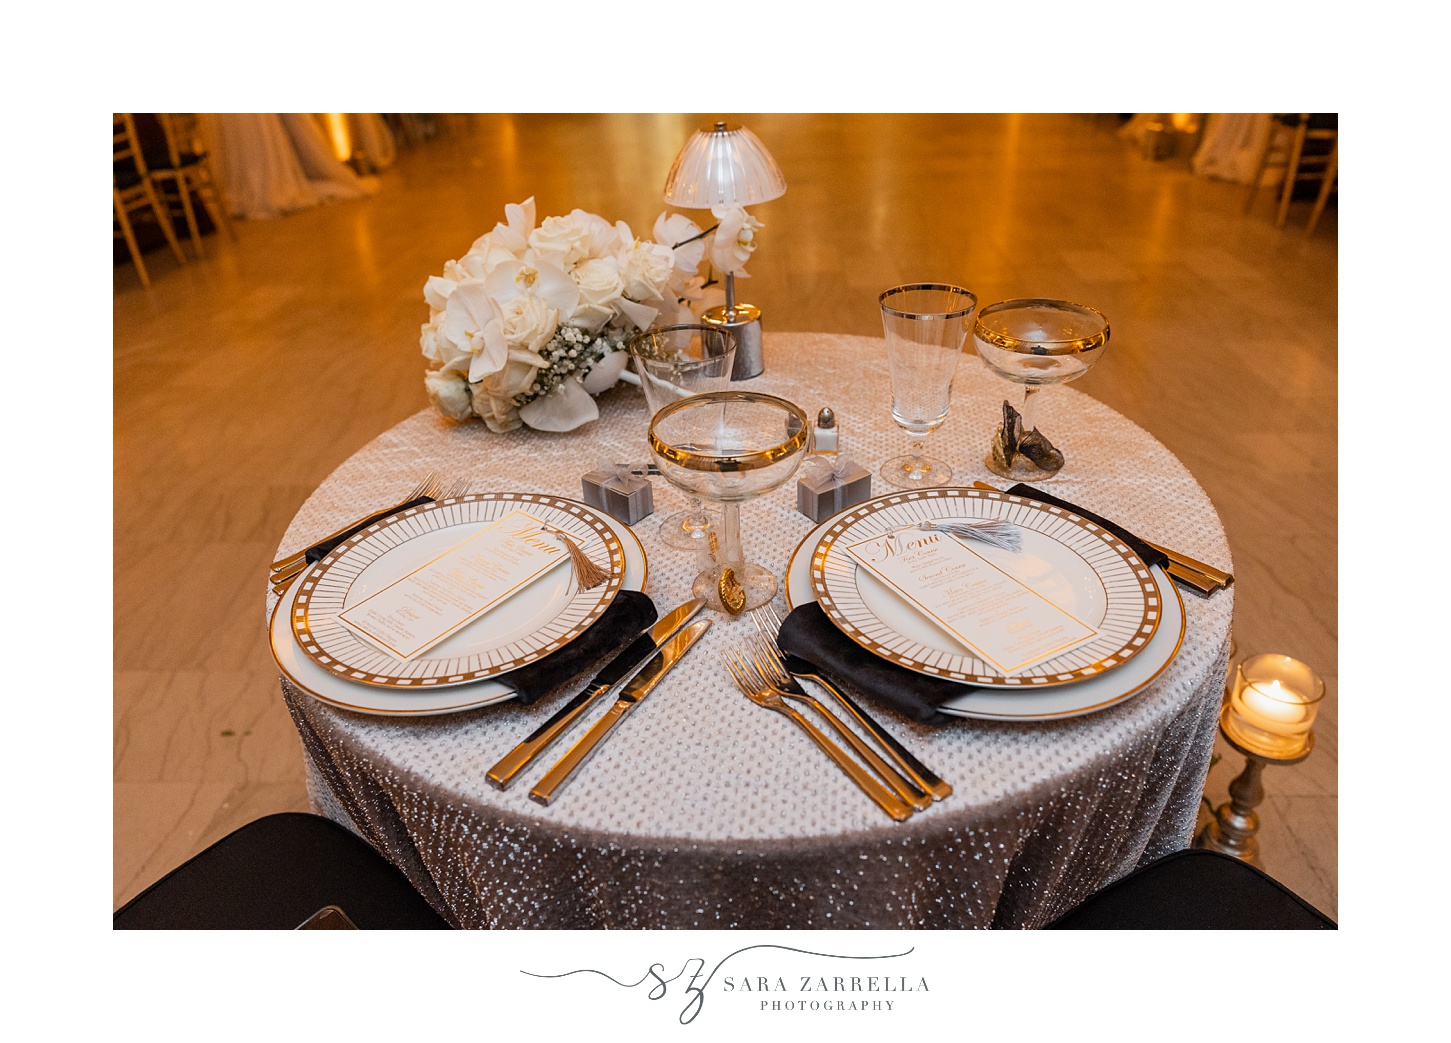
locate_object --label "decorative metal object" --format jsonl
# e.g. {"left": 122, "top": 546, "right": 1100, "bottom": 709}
{"left": 663, "top": 120, "right": 786, "bottom": 381}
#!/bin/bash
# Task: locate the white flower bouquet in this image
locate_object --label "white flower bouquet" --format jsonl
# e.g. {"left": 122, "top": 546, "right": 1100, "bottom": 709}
{"left": 419, "top": 197, "right": 721, "bottom": 433}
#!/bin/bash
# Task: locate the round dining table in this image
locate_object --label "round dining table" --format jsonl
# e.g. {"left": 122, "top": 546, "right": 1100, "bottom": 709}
{"left": 267, "top": 332, "right": 1233, "bottom": 929}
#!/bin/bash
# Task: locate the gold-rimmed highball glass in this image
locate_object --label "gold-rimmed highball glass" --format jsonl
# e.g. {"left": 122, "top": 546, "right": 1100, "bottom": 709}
{"left": 878, "top": 283, "right": 978, "bottom": 488}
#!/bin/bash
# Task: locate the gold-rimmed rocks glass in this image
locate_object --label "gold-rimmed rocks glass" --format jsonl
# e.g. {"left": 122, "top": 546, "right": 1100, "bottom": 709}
{"left": 878, "top": 283, "right": 978, "bottom": 488}
{"left": 627, "top": 324, "right": 738, "bottom": 551}
{"left": 973, "top": 298, "right": 1110, "bottom": 482}
{"left": 648, "top": 391, "right": 810, "bottom": 613}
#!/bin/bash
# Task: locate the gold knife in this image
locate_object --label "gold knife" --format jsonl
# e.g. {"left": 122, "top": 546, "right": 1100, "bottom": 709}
{"left": 486, "top": 598, "right": 706, "bottom": 790}
{"left": 970, "top": 481, "right": 1230, "bottom": 593}
{"left": 529, "top": 619, "right": 712, "bottom": 806}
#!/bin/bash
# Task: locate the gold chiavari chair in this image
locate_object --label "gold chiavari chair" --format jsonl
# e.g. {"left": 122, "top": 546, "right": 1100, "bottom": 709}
{"left": 149, "top": 113, "right": 236, "bottom": 256}
{"left": 114, "top": 113, "right": 186, "bottom": 287}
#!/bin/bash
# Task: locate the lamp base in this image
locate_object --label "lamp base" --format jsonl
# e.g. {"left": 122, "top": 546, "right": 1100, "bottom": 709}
{"left": 702, "top": 303, "right": 764, "bottom": 381}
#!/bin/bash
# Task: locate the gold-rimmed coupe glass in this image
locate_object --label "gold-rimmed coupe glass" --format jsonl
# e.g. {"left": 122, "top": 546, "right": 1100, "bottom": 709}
{"left": 973, "top": 298, "right": 1110, "bottom": 482}
{"left": 878, "top": 283, "right": 978, "bottom": 488}
{"left": 627, "top": 324, "right": 737, "bottom": 551}
{"left": 648, "top": 391, "right": 810, "bottom": 613}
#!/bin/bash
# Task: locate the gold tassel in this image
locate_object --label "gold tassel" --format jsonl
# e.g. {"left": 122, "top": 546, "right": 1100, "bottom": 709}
{"left": 542, "top": 525, "right": 609, "bottom": 590}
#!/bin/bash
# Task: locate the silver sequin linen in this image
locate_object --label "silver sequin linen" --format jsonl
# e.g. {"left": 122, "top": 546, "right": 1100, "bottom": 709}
{"left": 269, "top": 333, "right": 1233, "bottom": 929}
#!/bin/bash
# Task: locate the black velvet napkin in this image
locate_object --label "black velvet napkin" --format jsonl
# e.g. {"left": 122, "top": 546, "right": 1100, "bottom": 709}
{"left": 1004, "top": 483, "right": 1169, "bottom": 570}
{"left": 774, "top": 487, "right": 1171, "bottom": 724}
{"left": 776, "top": 603, "right": 962, "bottom": 725}
{"left": 504, "top": 590, "right": 658, "bottom": 705}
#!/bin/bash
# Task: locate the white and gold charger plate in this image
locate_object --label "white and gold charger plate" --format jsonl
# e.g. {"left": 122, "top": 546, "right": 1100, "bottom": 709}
{"left": 270, "top": 493, "right": 647, "bottom": 716}
{"left": 785, "top": 492, "right": 1185, "bottom": 721}
{"left": 808, "top": 489, "right": 1160, "bottom": 686}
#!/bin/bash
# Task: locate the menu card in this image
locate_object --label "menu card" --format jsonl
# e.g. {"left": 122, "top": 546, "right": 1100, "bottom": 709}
{"left": 338, "top": 510, "right": 568, "bottom": 660}
{"left": 845, "top": 528, "right": 1098, "bottom": 675}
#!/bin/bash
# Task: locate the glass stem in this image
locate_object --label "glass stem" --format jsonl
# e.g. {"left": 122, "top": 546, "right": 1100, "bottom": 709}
{"left": 685, "top": 497, "right": 711, "bottom": 529}
{"left": 1021, "top": 386, "right": 1041, "bottom": 433}
{"left": 720, "top": 502, "right": 744, "bottom": 570}
{"left": 907, "top": 440, "right": 927, "bottom": 477}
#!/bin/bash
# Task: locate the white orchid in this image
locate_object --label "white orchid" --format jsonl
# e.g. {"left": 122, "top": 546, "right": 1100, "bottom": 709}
{"left": 516, "top": 377, "right": 599, "bottom": 432}
{"left": 471, "top": 197, "right": 536, "bottom": 255}
{"left": 419, "top": 318, "right": 467, "bottom": 366}
{"left": 441, "top": 282, "right": 509, "bottom": 383}
{"left": 710, "top": 205, "right": 763, "bottom": 275}
{"left": 483, "top": 258, "right": 581, "bottom": 320}
{"left": 653, "top": 211, "right": 706, "bottom": 276}
{"left": 580, "top": 348, "right": 629, "bottom": 394}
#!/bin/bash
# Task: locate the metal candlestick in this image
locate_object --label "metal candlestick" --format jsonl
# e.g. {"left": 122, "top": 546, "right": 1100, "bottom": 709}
{"left": 1193, "top": 707, "right": 1314, "bottom": 866}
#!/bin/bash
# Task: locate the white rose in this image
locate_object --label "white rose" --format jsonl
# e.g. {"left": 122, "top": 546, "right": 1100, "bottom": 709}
{"left": 476, "top": 357, "right": 540, "bottom": 430}
{"left": 474, "top": 390, "right": 522, "bottom": 433}
{"left": 424, "top": 367, "right": 474, "bottom": 422}
{"left": 420, "top": 320, "right": 453, "bottom": 365}
{"left": 442, "top": 259, "right": 472, "bottom": 284}
{"left": 574, "top": 257, "right": 625, "bottom": 308}
{"left": 710, "top": 205, "right": 763, "bottom": 274}
{"left": 461, "top": 235, "right": 519, "bottom": 280}
{"left": 499, "top": 294, "right": 559, "bottom": 354}
{"left": 619, "top": 240, "right": 677, "bottom": 302}
{"left": 570, "top": 257, "right": 625, "bottom": 330}
{"left": 529, "top": 210, "right": 612, "bottom": 270}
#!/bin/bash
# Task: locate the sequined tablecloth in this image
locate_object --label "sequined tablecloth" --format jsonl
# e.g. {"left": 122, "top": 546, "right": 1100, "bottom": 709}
{"left": 268, "top": 332, "right": 1233, "bottom": 929}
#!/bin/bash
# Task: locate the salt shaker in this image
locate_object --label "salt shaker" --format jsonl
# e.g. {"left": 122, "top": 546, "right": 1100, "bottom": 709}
{"left": 814, "top": 407, "right": 838, "bottom": 454}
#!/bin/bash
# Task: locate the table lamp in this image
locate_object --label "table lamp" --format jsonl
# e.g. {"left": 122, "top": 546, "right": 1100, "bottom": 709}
{"left": 1194, "top": 653, "right": 1325, "bottom": 865}
{"left": 663, "top": 120, "right": 786, "bottom": 380}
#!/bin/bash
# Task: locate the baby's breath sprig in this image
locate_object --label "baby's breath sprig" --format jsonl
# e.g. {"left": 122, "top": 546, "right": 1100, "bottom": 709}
{"left": 513, "top": 324, "right": 631, "bottom": 408}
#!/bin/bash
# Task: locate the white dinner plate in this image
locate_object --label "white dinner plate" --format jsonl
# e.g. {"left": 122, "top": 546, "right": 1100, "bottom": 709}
{"left": 807, "top": 488, "right": 1160, "bottom": 687}
{"left": 293, "top": 493, "right": 629, "bottom": 689}
{"left": 270, "top": 499, "right": 647, "bottom": 717}
{"left": 785, "top": 511, "right": 1185, "bottom": 721}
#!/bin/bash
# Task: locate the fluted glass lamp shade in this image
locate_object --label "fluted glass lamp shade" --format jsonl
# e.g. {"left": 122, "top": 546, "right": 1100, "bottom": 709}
{"left": 663, "top": 121, "right": 787, "bottom": 209}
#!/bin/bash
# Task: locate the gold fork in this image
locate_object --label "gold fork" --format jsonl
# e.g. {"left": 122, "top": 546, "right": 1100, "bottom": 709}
{"left": 270, "top": 471, "right": 445, "bottom": 578}
{"left": 753, "top": 603, "right": 953, "bottom": 802}
{"left": 723, "top": 648, "right": 913, "bottom": 822}
{"left": 270, "top": 474, "right": 471, "bottom": 594}
{"left": 738, "top": 632, "right": 932, "bottom": 811}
